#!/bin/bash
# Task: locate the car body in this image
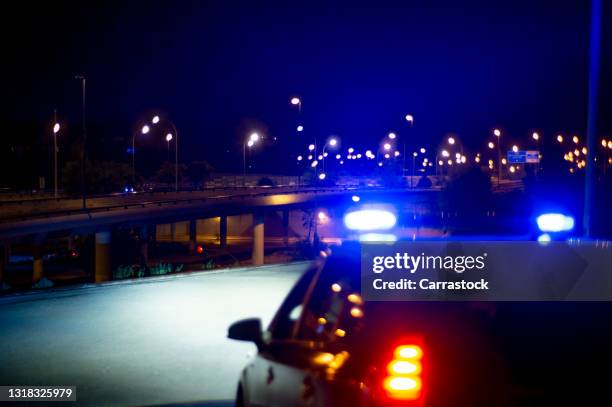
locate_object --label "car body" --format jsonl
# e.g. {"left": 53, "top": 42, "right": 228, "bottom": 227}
{"left": 229, "top": 242, "right": 612, "bottom": 406}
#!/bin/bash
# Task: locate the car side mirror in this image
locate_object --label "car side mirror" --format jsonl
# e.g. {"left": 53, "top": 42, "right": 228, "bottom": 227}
{"left": 228, "top": 318, "right": 263, "bottom": 347}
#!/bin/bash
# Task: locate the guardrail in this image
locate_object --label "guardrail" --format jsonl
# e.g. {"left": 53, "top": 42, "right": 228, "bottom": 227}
{"left": 0, "top": 186, "right": 387, "bottom": 223}
{"left": 0, "top": 184, "right": 306, "bottom": 207}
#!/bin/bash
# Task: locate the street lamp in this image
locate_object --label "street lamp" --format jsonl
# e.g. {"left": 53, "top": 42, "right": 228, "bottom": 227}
{"left": 52, "top": 115, "right": 60, "bottom": 198}
{"left": 148, "top": 116, "right": 180, "bottom": 191}
{"left": 405, "top": 114, "right": 414, "bottom": 124}
{"left": 132, "top": 124, "right": 151, "bottom": 186}
{"left": 290, "top": 97, "right": 302, "bottom": 112}
{"left": 448, "top": 137, "right": 455, "bottom": 145}
{"left": 388, "top": 132, "right": 397, "bottom": 140}
{"left": 165, "top": 133, "right": 173, "bottom": 160}
{"left": 243, "top": 132, "right": 260, "bottom": 185}
{"left": 493, "top": 128, "right": 502, "bottom": 185}
{"left": 322, "top": 137, "right": 339, "bottom": 172}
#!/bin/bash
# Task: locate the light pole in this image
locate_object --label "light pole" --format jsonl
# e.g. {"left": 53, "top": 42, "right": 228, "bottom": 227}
{"left": 404, "top": 114, "right": 414, "bottom": 176}
{"left": 75, "top": 75, "right": 87, "bottom": 209}
{"left": 166, "top": 133, "right": 173, "bottom": 161}
{"left": 493, "top": 128, "right": 502, "bottom": 186}
{"left": 149, "top": 116, "right": 179, "bottom": 192}
{"left": 243, "top": 132, "right": 259, "bottom": 185}
{"left": 133, "top": 124, "right": 150, "bottom": 187}
{"left": 290, "top": 96, "right": 302, "bottom": 113}
{"left": 321, "top": 137, "right": 338, "bottom": 173}
{"left": 532, "top": 132, "right": 540, "bottom": 174}
{"left": 52, "top": 111, "right": 60, "bottom": 198}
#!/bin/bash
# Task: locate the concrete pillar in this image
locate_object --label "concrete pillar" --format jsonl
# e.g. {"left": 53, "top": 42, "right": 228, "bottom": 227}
{"left": 0, "top": 244, "right": 7, "bottom": 285}
{"left": 282, "top": 210, "right": 289, "bottom": 246}
{"left": 252, "top": 212, "right": 264, "bottom": 266}
{"left": 95, "top": 231, "right": 112, "bottom": 282}
{"left": 188, "top": 220, "right": 197, "bottom": 254}
{"left": 32, "top": 244, "right": 43, "bottom": 282}
{"left": 139, "top": 226, "right": 149, "bottom": 266}
{"left": 219, "top": 215, "right": 227, "bottom": 250}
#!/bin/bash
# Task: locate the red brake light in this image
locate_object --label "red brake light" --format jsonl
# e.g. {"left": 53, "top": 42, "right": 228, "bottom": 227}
{"left": 383, "top": 344, "right": 424, "bottom": 401}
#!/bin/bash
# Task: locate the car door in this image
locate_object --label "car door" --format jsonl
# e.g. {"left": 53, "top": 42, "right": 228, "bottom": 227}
{"left": 265, "top": 259, "right": 364, "bottom": 406}
{"left": 244, "top": 264, "right": 320, "bottom": 407}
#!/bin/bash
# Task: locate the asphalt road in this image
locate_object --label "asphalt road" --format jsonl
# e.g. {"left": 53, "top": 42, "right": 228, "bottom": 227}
{"left": 0, "top": 263, "right": 308, "bottom": 406}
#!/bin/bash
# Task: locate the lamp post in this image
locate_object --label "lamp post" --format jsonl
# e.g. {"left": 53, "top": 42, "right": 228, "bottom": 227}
{"left": 133, "top": 124, "right": 150, "bottom": 187}
{"left": 166, "top": 133, "right": 173, "bottom": 160}
{"left": 404, "top": 114, "right": 414, "bottom": 176}
{"left": 243, "top": 132, "right": 259, "bottom": 185}
{"left": 150, "top": 116, "right": 179, "bottom": 192}
{"left": 493, "top": 128, "right": 502, "bottom": 186}
{"left": 321, "top": 137, "right": 338, "bottom": 172}
{"left": 75, "top": 75, "right": 87, "bottom": 209}
{"left": 52, "top": 110, "right": 60, "bottom": 198}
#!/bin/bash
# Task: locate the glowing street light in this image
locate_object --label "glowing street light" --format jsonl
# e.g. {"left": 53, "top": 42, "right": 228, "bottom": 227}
{"left": 308, "top": 144, "right": 315, "bottom": 151}
{"left": 141, "top": 125, "right": 150, "bottom": 134}
{"left": 243, "top": 132, "right": 261, "bottom": 183}
{"left": 448, "top": 137, "right": 455, "bottom": 145}
{"left": 512, "top": 145, "right": 519, "bottom": 153}
{"left": 348, "top": 147, "right": 355, "bottom": 154}
{"left": 165, "top": 133, "right": 173, "bottom": 160}
{"left": 383, "top": 143, "right": 391, "bottom": 151}
{"left": 290, "top": 97, "right": 301, "bottom": 106}
{"left": 532, "top": 132, "right": 540, "bottom": 141}
{"left": 441, "top": 150, "right": 450, "bottom": 158}
{"left": 488, "top": 141, "right": 495, "bottom": 149}
{"left": 52, "top": 113, "right": 61, "bottom": 198}
{"left": 572, "top": 135, "right": 579, "bottom": 144}
{"left": 328, "top": 138, "right": 338, "bottom": 147}
{"left": 420, "top": 147, "right": 426, "bottom": 154}
{"left": 493, "top": 129, "right": 501, "bottom": 137}
{"left": 152, "top": 115, "right": 160, "bottom": 124}
{"left": 557, "top": 134, "right": 564, "bottom": 143}
{"left": 388, "top": 132, "right": 397, "bottom": 139}
{"left": 297, "top": 125, "right": 304, "bottom": 132}
{"left": 405, "top": 114, "right": 414, "bottom": 124}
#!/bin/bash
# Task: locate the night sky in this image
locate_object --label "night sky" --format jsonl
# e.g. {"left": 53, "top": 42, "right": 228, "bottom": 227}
{"left": 1, "top": 0, "right": 610, "bottom": 182}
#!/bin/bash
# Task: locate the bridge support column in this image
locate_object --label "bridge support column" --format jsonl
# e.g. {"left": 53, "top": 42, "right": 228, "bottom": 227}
{"left": 188, "top": 220, "right": 197, "bottom": 254}
{"left": 32, "top": 244, "right": 43, "bottom": 282}
{"left": 0, "top": 244, "right": 7, "bottom": 287}
{"left": 95, "top": 231, "right": 112, "bottom": 282}
{"left": 139, "top": 226, "right": 149, "bottom": 267}
{"left": 252, "top": 212, "right": 264, "bottom": 266}
{"left": 219, "top": 216, "right": 227, "bottom": 250}
{"left": 282, "top": 210, "right": 289, "bottom": 246}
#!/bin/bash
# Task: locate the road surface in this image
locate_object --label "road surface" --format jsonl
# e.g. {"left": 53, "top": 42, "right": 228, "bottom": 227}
{"left": 0, "top": 263, "right": 308, "bottom": 406}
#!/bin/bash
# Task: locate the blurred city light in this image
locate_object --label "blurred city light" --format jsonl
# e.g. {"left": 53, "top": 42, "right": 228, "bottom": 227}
{"left": 141, "top": 125, "right": 150, "bottom": 134}
{"left": 388, "top": 132, "right": 397, "bottom": 139}
{"left": 297, "top": 125, "right": 304, "bottom": 132}
{"left": 165, "top": 133, "right": 173, "bottom": 142}
{"left": 152, "top": 115, "right": 160, "bottom": 124}
{"left": 493, "top": 129, "right": 501, "bottom": 137}
{"left": 53, "top": 123, "right": 60, "bottom": 134}
{"left": 290, "top": 97, "right": 301, "bottom": 105}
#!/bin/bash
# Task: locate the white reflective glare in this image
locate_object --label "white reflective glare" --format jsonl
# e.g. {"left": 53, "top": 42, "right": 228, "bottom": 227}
{"left": 344, "top": 209, "right": 397, "bottom": 231}
{"left": 536, "top": 213, "right": 575, "bottom": 233}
